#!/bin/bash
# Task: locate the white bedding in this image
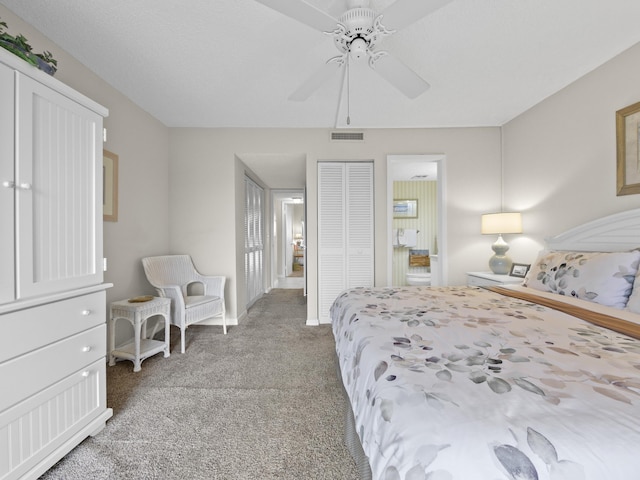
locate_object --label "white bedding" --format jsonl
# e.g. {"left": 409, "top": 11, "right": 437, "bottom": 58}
{"left": 331, "top": 285, "right": 640, "bottom": 480}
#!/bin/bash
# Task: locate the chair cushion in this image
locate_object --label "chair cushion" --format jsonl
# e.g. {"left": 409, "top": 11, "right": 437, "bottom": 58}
{"left": 185, "top": 295, "right": 221, "bottom": 308}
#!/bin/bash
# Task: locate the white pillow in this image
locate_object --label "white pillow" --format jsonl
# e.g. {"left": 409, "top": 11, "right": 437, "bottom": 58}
{"left": 627, "top": 269, "right": 640, "bottom": 314}
{"left": 523, "top": 250, "right": 640, "bottom": 309}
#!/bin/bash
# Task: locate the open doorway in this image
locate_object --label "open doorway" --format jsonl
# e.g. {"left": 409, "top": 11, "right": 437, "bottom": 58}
{"left": 387, "top": 155, "right": 447, "bottom": 287}
{"left": 271, "top": 189, "right": 306, "bottom": 292}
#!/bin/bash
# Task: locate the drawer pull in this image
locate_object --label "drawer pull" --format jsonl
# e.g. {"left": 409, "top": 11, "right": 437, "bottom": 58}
{"left": 82, "top": 371, "right": 90, "bottom": 377}
{"left": 81, "top": 309, "right": 92, "bottom": 316}
{"left": 82, "top": 346, "right": 92, "bottom": 353}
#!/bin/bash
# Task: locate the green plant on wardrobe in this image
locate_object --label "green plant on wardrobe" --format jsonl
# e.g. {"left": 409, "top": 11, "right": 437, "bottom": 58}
{"left": 0, "top": 18, "right": 57, "bottom": 75}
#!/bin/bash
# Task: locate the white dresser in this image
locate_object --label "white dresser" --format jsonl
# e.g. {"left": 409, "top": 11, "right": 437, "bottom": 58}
{"left": 0, "top": 48, "right": 111, "bottom": 480}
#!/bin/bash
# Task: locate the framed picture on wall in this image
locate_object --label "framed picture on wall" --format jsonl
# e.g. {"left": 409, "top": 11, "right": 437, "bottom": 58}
{"left": 103, "top": 149, "right": 119, "bottom": 221}
{"left": 616, "top": 101, "right": 640, "bottom": 196}
{"left": 393, "top": 199, "right": 418, "bottom": 218}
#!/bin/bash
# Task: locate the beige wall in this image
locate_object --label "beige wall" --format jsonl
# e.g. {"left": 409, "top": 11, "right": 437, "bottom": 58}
{"left": 0, "top": 6, "right": 171, "bottom": 347}
{"left": 169, "top": 128, "right": 502, "bottom": 323}
{"left": 503, "top": 41, "right": 640, "bottom": 266}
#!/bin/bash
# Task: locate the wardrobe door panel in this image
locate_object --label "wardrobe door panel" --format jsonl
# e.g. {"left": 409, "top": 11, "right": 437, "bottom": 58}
{"left": 0, "top": 64, "right": 14, "bottom": 304}
{"left": 15, "top": 73, "right": 103, "bottom": 299}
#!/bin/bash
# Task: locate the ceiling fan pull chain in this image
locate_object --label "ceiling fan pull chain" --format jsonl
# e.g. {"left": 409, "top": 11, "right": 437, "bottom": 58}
{"left": 346, "top": 56, "right": 351, "bottom": 125}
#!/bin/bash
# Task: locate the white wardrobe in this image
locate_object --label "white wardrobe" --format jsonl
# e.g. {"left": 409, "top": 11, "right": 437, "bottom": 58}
{"left": 0, "top": 48, "right": 111, "bottom": 480}
{"left": 318, "top": 161, "right": 374, "bottom": 322}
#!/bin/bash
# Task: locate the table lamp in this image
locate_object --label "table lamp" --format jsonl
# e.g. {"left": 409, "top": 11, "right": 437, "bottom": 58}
{"left": 481, "top": 212, "right": 522, "bottom": 274}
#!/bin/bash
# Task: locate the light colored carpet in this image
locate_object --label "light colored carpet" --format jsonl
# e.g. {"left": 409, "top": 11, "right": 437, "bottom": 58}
{"left": 40, "top": 289, "right": 359, "bottom": 480}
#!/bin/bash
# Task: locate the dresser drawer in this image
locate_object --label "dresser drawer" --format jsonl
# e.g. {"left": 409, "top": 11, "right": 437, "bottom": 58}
{"left": 0, "top": 291, "right": 105, "bottom": 364}
{"left": 0, "top": 359, "right": 111, "bottom": 480}
{"left": 0, "top": 324, "right": 106, "bottom": 412}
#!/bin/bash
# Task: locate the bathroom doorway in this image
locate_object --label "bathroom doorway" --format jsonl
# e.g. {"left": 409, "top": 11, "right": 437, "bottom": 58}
{"left": 387, "top": 155, "right": 447, "bottom": 287}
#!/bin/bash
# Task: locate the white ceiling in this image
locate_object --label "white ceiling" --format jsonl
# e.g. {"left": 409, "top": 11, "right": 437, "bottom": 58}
{"left": 2, "top": 0, "right": 639, "bottom": 130}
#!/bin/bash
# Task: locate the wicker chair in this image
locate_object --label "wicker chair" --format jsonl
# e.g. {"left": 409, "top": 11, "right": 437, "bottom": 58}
{"left": 142, "top": 255, "right": 226, "bottom": 353}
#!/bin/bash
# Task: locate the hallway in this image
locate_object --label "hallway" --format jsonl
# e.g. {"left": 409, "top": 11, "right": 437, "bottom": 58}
{"left": 276, "top": 275, "right": 305, "bottom": 289}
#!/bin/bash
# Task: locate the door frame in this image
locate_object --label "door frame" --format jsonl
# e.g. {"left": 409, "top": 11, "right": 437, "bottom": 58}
{"left": 270, "top": 188, "right": 306, "bottom": 293}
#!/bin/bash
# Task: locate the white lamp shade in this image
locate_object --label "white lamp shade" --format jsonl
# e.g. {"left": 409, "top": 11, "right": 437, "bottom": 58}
{"left": 481, "top": 212, "right": 522, "bottom": 235}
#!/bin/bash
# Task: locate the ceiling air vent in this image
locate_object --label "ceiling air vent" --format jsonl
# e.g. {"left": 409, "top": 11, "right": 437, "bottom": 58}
{"left": 330, "top": 131, "right": 364, "bottom": 142}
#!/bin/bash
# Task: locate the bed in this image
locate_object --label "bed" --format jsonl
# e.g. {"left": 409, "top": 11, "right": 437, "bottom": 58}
{"left": 330, "top": 209, "right": 640, "bottom": 480}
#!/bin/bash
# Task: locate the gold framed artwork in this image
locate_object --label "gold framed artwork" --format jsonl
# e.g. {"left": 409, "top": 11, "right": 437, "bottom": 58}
{"left": 393, "top": 199, "right": 418, "bottom": 218}
{"left": 616, "top": 101, "right": 640, "bottom": 196}
{"left": 103, "top": 149, "right": 119, "bottom": 221}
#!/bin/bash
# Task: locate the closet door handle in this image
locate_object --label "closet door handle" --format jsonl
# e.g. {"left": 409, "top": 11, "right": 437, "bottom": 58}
{"left": 17, "top": 182, "right": 32, "bottom": 190}
{"left": 2, "top": 180, "right": 15, "bottom": 188}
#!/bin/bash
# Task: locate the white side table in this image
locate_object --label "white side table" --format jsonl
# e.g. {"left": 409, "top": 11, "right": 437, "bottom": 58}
{"left": 109, "top": 297, "right": 171, "bottom": 372}
{"left": 467, "top": 271, "right": 524, "bottom": 287}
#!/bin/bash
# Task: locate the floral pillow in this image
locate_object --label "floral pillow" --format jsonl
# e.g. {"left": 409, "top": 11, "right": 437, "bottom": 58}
{"left": 523, "top": 250, "right": 640, "bottom": 309}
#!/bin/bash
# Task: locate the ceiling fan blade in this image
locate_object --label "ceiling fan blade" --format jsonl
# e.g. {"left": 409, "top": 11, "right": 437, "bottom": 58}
{"left": 254, "top": 0, "right": 338, "bottom": 32}
{"left": 371, "top": 53, "right": 430, "bottom": 99}
{"left": 289, "top": 60, "right": 343, "bottom": 101}
{"left": 379, "top": 0, "right": 452, "bottom": 31}
{"left": 326, "top": 0, "right": 350, "bottom": 19}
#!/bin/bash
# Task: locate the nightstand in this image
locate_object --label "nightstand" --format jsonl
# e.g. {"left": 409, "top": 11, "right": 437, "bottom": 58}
{"left": 466, "top": 271, "right": 523, "bottom": 287}
{"left": 109, "top": 297, "right": 171, "bottom": 372}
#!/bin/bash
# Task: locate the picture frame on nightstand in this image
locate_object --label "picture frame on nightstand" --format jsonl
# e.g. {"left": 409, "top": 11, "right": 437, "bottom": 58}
{"left": 509, "top": 263, "right": 530, "bottom": 278}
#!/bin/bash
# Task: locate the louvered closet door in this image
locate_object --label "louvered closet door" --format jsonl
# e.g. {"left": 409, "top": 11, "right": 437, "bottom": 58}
{"left": 346, "top": 163, "right": 374, "bottom": 287}
{"left": 318, "top": 162, "right": 373, "bottom": 322}
{"left": 318, "top": 163, "right": 346, "bottom": 322}
{"left": 245, "top": 176, "right": 264, "bottom": 306}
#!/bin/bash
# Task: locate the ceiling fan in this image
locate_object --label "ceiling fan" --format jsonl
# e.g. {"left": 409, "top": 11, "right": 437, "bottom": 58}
{"left": 255, "top": 0, "right": 452, "bottom": 101}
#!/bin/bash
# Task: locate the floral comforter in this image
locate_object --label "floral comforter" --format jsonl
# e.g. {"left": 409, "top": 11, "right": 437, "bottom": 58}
{"left": 330, "top": 286, "right": 640, "bottom": 480}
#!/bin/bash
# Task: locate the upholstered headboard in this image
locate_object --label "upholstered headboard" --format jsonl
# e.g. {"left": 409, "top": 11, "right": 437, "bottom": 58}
{"left": 545, "top": 208, "right": 640, "bottom": 252}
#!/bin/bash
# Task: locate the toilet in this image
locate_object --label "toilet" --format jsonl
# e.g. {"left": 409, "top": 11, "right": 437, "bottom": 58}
{"left": 406, "top": 271, "right": 432, "bottom": 286}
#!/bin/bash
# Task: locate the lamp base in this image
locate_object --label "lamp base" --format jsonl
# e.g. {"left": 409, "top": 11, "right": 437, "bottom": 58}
{"left": 489, "top": 255, "right": 512, "bottom": 275}
{"left": 488, "top": 234, "right": 512, "bottom": 275}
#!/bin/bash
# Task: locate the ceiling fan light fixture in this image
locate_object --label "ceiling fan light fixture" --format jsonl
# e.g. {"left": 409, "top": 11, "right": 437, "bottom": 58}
{"left": 349, "top": 37, "right": 368, "bottom": 60}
